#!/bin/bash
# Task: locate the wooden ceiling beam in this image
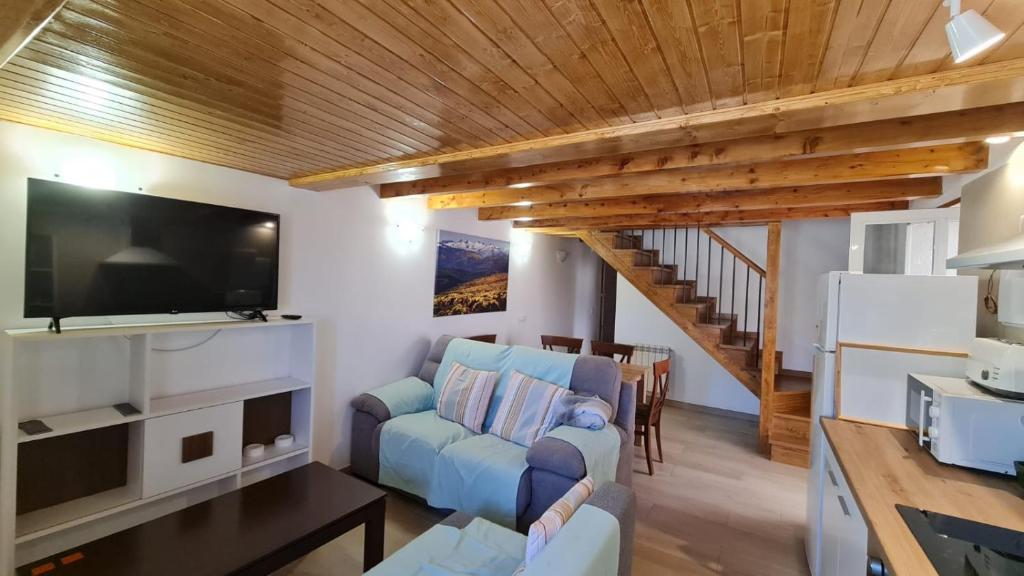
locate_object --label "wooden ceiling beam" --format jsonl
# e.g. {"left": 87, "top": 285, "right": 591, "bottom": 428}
{"left": 513, "top": 201, "right": 910, "bottom": 230}
{"left": 382, "top": 102, "right": 1024, "bottom": 198}
{"left": 479, "top": 178, "right": 941, "bottom": 221}
{"left": 430, "top": 143, "right": 985, "bottom": 209}
{"left": 0, "top": 0, "right": 66, "bottom": 68}
{"left": 290, "top": 59, "right": 1024, "bottom": 191}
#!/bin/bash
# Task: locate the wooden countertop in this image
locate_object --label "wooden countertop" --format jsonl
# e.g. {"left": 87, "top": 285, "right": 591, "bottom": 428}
{"left": 821, "top": 418, "right": 1024, "bottom": 576}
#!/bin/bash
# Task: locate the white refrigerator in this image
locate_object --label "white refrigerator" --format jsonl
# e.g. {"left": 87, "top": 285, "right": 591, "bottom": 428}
{"left": 805, "top": 272, "right": 977, "bottom": 576}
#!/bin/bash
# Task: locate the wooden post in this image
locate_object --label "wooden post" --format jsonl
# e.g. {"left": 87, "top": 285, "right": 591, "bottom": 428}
{"left": 759, "top": 222, "right": 781, "bottom": 454}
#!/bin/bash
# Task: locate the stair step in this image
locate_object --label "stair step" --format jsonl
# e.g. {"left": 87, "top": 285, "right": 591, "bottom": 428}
{"left": 770, "top": 443, "right": 810, "bottom": 468}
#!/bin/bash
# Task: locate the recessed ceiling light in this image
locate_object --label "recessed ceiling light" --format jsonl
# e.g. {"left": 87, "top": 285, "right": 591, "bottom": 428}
{"left": 509, "top": 183, "right": 534, "bottom": 189}
{"left": 986, "top": 135, "right": 1012, "bottom": 144}
{"left": 263, "top": 221, "right": 277, "bottom": 229}
{"left": 515, "top": 217, "right": 534, "bottom": 222}
{"left": 512, "top": 201, "right": 533, "bottom": 207}
{"left": 945, "top": 1, "right": 1005, "bottom": 63}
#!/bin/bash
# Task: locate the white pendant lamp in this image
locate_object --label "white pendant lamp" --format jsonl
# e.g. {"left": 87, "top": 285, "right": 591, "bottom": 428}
{"left": 945, "top": 0, "right": 1006, "bottom": 63}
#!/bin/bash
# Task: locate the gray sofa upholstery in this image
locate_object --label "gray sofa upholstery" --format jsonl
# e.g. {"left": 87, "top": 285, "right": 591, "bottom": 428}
{"left": 350, "top": 335, "right": 636, "bottom": 532}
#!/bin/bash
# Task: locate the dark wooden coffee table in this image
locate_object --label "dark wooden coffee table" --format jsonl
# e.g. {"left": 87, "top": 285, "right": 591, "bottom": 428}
{"left": 18, "top": 462, "right": 387, "bottom": 576}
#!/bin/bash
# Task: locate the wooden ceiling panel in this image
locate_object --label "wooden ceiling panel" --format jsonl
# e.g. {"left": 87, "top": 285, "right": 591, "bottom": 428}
{"left": 640, "top": 0, "right": 714, "bottom": 111}
{"left": 0, "top": 0, "right": 1021, "bottom": 182}
{"left": 688, "top": 0, "right": 745, "bottom": 108}
{"left": 740, "top": 0, "right": 786, "bottom": 103}
{"left": 585, "top": 0, "right": 687, "bottom": 116}
{"left": 854, "top": 0, "right": 943, "bottom": 85}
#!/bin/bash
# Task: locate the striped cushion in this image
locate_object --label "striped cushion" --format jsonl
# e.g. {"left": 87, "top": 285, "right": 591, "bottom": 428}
{"left": 435, "top": 362, "right": 498, "bottom": 434}
{"left": 525, "top": 477, "right": 594, "bottom": 563}
{"left": 488, "top": 370, "right": 572, "bottom": 447}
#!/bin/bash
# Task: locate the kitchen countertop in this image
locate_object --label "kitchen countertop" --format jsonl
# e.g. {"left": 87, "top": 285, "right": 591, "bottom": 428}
{"left": 821, "top": 418, "right": 1024, "bottom": 576}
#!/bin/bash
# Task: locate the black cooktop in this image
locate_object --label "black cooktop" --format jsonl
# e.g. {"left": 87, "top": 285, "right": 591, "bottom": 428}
{"left": 898, "top": 505, "right": 1024, "bottom": 575}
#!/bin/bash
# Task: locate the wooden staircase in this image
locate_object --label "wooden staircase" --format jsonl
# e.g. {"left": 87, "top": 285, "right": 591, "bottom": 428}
{"left": 579, "top": 229, "right": 812, "bottom": 467}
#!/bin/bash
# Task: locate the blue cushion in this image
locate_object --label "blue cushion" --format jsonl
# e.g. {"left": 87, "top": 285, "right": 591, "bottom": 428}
{"left": 430, "top": 434, "right": 529, "bottom": 528}
{"left": 379, "top": 411, "right": 476, "bottom": 500}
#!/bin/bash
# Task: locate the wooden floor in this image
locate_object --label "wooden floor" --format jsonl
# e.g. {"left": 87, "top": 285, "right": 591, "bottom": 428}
{"left": 277, "top": 405, "right": 810, "bottom": 576}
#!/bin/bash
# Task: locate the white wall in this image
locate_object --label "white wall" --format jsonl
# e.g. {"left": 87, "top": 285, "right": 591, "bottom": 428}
{"left": 613, "top": 219, "right": 849, "bottom": 415}
{"left": 0, "top": 121, "right": 589, "bottom": 468}
{"left": 294, "top": 189, "right": 583, "bottom": 465}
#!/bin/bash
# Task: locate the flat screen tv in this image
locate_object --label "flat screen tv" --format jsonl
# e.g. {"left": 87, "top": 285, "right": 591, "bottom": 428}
{"left": 24, "top": 178, "right": 280, "bottom": 325}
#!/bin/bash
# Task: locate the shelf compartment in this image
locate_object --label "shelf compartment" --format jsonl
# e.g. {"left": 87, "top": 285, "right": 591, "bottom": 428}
{"left": 18, "top": 406, "right": 144, "bottom": 443}
{"left": 240, "top": 443, "right": 309, "bottom": 472}
{"left": 149, "top": 377, "right": 310, "bottom": 418}
{"left": 15, "top": 485, "right": 138, "bottom": 541}
{"left": 15, "top": 471, "right": 240, "bottom": 545}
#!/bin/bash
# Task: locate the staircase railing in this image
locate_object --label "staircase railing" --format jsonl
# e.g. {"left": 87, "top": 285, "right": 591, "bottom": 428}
{"left": 619, "top": 227, "right": 767, "bottom": 362}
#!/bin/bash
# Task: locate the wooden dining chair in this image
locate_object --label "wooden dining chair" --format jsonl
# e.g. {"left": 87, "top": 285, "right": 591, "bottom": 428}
{"left": 540, "top": 335, "right": 583, "bottom": 354}
{"left": 590, "top": 341, "right": 635, "bottom": 363}
{"left": 466, "top": 334, "right": 497, "bottom": 343}
{"left": 635, "top": 358, "right": 670, "bottom": 475}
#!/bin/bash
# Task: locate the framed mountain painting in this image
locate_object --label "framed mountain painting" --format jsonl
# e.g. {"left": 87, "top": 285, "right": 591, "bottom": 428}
{"left": 433, "top": 230, "right": 510, "bottom": 317}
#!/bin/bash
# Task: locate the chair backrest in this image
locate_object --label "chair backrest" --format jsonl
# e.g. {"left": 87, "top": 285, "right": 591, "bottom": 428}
{"left": 466, "top": 334, "right": 497, "bottom": 344}
{"left": 647, "top": 358, "right": 671, "bottom": 426}
{"left": 591, "top": 341, "right": 635, "bottom": 363}
{"left": 541, "top": 335, "right": 583, "bottom": 354}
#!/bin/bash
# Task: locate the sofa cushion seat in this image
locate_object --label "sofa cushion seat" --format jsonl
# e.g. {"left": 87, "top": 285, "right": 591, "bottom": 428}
{"left": 379, "top": 411, "right": 476, "bottom": 500}
{"left": 364, "top": 504, "right": 621, "bottom": 576}
{"left": 364, "top": 518, "right": 525, "bottom": 576}
{"left": 431, "top": 433, "right": 530, "bottom": 528}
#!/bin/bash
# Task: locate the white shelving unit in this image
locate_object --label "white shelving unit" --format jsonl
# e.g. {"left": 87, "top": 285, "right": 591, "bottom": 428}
{"left": 0, "top": 318, "right": 317, "bottom": 572}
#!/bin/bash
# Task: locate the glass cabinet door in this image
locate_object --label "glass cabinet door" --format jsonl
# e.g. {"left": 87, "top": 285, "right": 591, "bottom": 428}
{"left": 849, "top": 207, "right": 959, "bottom": 276}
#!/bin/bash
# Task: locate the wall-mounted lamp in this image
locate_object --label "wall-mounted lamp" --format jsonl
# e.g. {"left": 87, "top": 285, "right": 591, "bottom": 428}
{"left": 555, "top": 249, "right": 568, "bottom": 263}
{"left": 58, "top": 154, "right": 119, "bottom": 190}
{"left": 384, "top": 196, "right": 429, "bottom": 254}
{"left": 945, "top": 0, "right": 1005, "bottom": 63}
{"left": 510, "top": 228, "right": 534, "bottom": 264}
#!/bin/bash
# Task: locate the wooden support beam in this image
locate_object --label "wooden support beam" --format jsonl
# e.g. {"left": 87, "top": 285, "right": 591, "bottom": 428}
{"left": 431, "top": 143, "right": 985, "bottom": 209}
{"left": 512, "top": 201, "right": 909, "bottom": 230}
{"left": 382, "top": 103, "right": 1024, "bottom": 198}
{"left": 0, "top": 0, "right": 66, "bottom": 68}
{"left": 760, "top": 223, "right": 781, "bottom": 453}
{"left": 290, "top": 59, "right": 1024, "bottom": 191}
{"left": 479, "top": 178, "right": 940, "bottom": 221}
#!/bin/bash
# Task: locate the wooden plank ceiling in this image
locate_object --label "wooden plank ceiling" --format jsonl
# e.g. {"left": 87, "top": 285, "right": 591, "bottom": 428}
{"left": 1, "top": 0, "right": 1023, "bottom": 183}
{"left": 2, "top": 0, "right": 1023, "bottom": 233}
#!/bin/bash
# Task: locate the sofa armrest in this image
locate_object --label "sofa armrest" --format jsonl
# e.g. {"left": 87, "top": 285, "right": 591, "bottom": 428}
{"left": 613, "top": 378, "right": 636, "bottom": 438}
{"left": 526, "top": 437, "right": 586, "bottom": 480}
{"left": 351, "top": 376, "right": 434, "bottom": 422}
{"left": 585, "top": 483, "right": 635, "bottom": 576}
{"left": 528, "top": 424, "right": 622, "bottom": 489}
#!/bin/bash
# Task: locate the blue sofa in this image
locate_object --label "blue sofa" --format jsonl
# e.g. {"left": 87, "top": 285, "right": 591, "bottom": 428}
{"left": 351, "top": 336, "right": 636, "bottom": 531}
{"left": 365, "top": 482, "right": 636, "bottom": 576}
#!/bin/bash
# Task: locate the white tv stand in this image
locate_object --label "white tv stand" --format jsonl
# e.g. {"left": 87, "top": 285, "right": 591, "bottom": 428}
{"left": 0, "top": 318, "right": 316, "bottom": 571}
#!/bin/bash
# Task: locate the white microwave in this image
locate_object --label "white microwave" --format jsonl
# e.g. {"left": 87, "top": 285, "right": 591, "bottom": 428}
{"left": 906, "top": 373, "right": 1024, "bottom": 475}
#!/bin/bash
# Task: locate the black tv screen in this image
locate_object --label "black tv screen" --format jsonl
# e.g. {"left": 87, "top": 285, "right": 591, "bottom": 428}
{"left": 24, "top": 178, "right": 280, "bottom": 320}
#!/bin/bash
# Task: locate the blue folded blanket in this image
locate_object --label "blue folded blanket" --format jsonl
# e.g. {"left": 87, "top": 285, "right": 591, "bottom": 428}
{"left": 557, "top": 395, "right": 613, "bottom": 430}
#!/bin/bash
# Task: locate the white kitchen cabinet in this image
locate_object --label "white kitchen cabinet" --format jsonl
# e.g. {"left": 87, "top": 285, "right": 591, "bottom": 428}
{"left": 820, "top": 441, "right": 868, "bottom": 576}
